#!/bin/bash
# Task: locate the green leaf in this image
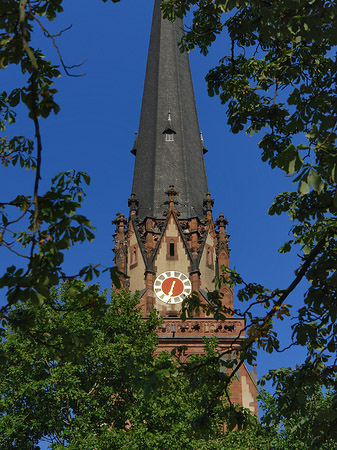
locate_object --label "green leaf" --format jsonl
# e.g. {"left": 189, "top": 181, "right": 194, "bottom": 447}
{"left": 1, "top": 214, "right": 8, "bottom": 226}
{"left": 84, "top": 228, "right": 95, "bottom": 242}
{"left": 303, "top": 245, "right": 311, "bottom": 255}
{"left": 110, "top": 267, "right": 121, "bottom": 289}
{"left": 30, "top": 290, "right": 45, "bottom": 306}
{"left": 279, "top": 241, "right": 292, "bottom": 253}
{"left": 308, "top": 169, "right": 324, "bottom": 193}
{"left": 299, "top": 178, "right": 310, "bottom": 195}
{"left": 276, "top": 144, "right": 303, "bottom": 175}
{"left": 82, "top": 173, "right": 90, "bottom": 185}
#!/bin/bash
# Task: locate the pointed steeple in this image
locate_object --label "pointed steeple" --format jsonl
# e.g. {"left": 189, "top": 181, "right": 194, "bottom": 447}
{"left": 113, "top": 2, "right": 258, "bottom": 417}
{"left": 131, "top": 0, "right": 209, "bottom": 221}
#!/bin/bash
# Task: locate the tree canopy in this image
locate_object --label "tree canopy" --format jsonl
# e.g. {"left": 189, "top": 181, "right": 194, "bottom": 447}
{"left": 2, "top": 281, "right": 335, "bottom": 449}
{"left": 0, "top": 282, "right": 240, "bottom": 449}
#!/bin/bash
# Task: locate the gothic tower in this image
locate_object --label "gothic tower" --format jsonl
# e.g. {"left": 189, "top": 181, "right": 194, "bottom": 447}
{"left": 113, "top": 0, "right": 258, "bottom": 415}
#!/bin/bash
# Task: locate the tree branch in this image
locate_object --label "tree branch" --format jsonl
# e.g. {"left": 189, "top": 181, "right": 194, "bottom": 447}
{"left": 31, "top": 14, "right": 86, "bottom": 77}
{"left": 278, "top": 238, "right": 325, "bottom": 303}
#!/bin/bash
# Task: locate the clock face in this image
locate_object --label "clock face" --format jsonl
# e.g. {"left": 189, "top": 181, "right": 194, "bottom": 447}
{"left": 154, "top": 271, "right": 192, "bottom": 304}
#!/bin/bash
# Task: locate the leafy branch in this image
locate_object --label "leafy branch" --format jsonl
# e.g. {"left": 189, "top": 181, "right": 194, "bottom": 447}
{"left": 0, "top": 0, "right": 121, "bottom": 327}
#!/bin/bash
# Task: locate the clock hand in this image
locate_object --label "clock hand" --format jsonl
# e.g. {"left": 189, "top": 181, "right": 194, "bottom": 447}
{"left": 168, "top": 280, "right": 176, "bottom": 297}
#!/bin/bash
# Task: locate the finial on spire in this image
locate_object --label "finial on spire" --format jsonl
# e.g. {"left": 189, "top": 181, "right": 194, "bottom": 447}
{"left": 203, "top": 192, "right": 214, "bottom": 211}
{"left": 112, "top": 212, "right": 127, "bottom": 226}
{"left": 203, "top": 192, "right": 214, "bottom": 222}
{"left": 128, "top": 193, "right": 139, "bottom": 215}
{"left": 112, "top": 213, "right": 127, "bottom": 235}
{"left": 165, "top": 184, "right": 179, "bottom": 212}
{"left": 216, "top": 213, "right": 229, "bottom": 229}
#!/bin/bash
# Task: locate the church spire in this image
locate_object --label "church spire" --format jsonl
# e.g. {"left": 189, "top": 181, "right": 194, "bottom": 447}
{"left": 131, "top": 0, "right": 209, "bottom": 221}
{"left": 113, "top": 1, "right": 258, "bottom": 416}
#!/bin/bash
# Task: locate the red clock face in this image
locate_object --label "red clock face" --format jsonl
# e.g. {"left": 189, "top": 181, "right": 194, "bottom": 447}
{"left": 161, "top": 277, "right": 184, "bottom": 297}
{"left": 154, "top": 271, "right": 192, "bottom": 304}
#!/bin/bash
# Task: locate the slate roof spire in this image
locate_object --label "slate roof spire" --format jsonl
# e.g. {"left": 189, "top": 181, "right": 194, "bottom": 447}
{"left": 131, "top": 0, "right": 209, "bottom": 220}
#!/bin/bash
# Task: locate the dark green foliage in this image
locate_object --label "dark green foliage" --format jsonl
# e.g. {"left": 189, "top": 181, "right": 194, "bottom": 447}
{"left": 6, "top": 281, "right": 333, "bottom": 449}
{"left": 260, "top": 385, "right": 337, "bottom": 449}
{"left": 0, "top": 282, "right": 232, "bottom": 449}
{"left": 0, "top": 283, "right": 157, "bottom": 448}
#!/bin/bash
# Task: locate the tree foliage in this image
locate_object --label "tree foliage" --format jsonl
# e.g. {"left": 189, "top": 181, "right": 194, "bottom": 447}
{"left": 0, "top": 0, "right": 124, "bottom": 332}
{"left": 1, "top": 281, "right": 335, "bottom": 449}
{"left": 260, "top": 382, "right": 337, "bottom": 449}
{"left": 0, "top": 282, "right": 235, "bottom": 449}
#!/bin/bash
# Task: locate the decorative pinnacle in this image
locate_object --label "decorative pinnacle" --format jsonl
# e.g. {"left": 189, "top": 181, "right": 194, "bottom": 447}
{"left": 216, "top": 213, "right": 229, "bottom": 228}
{"left": 203, "top": 192, "right": 214, "bottom": 211}
{"left": 128, "top": 192, "right": 139, "bottom": 212}
{"left": 112, "top": 212, "right": 127, "bottom": 227}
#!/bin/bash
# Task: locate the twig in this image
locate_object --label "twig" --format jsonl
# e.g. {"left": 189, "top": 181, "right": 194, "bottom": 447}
{"left": 49, "top": 24, "right": 72, "bottom": 38}
{"left": 3, "top": 206, "right": 31, "bottom": 229}
{"left": 277, "top": 238, "right": 325, "bottom": 302}
{"left": 274, "top": 342, "right": 295, "bottom": 353}
{"left": 31, "top": 14, "right": 86, "bottom": 77}
{"left": 0, "top": 241, "right": 30, "bottom": 259}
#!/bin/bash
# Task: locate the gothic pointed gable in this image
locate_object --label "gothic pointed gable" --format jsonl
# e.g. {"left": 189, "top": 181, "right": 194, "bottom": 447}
{"left": 150, "top": 212, "right": 194, "bottom": 267}
{"left": 131, "top": 0, "right": 208, "bottom": 221}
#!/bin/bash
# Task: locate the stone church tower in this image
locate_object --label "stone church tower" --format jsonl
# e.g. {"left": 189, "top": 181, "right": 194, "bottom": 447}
{"left": 113, "top": 0, "right": 258, "bottom": 415}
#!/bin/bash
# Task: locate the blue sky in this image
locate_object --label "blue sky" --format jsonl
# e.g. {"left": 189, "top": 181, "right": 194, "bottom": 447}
{"left": 0, "top": 0, "right": 307, "bottom": 393}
